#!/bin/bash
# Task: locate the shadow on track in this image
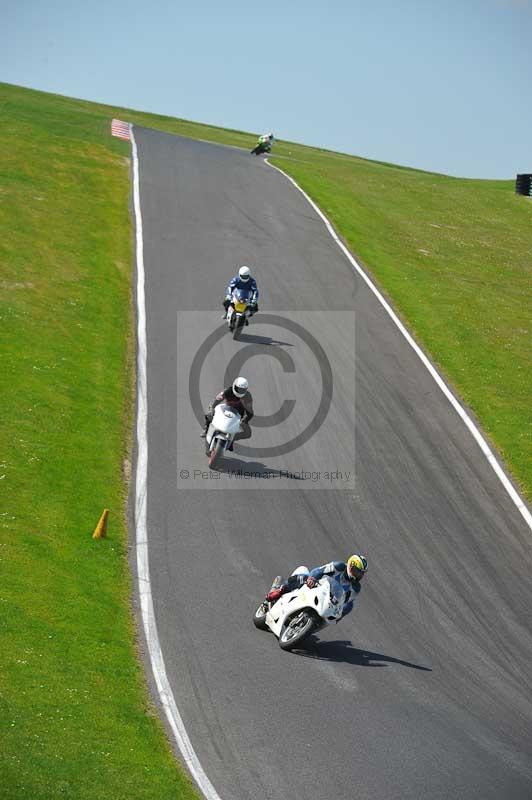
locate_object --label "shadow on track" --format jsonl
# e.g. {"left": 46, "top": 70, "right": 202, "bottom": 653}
{"left": 215, "top": 456, "right": 306, "bottom": 480}
{"left": 297, "top": 638, "right": 432, "bottom": 671}
{"left": 232, "top": 331, "right": 294, "bottom": 347}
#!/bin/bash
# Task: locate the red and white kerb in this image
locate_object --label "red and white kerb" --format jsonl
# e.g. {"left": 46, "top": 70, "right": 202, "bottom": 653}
{"left": 111, "top": 119, "right": 131, "bottom": 141}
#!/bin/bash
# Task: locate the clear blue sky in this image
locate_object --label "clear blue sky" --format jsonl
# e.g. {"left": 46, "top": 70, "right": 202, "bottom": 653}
{"left": 3, "top": 0, "right": 531, "bottom": 178}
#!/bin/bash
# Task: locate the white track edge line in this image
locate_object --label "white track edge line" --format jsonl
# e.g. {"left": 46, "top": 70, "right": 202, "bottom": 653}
{"left": 265, "top": 158, "right": 532, "bottom": 532}
{"left": 130, "top": 125, "right": 223, "bottom": 800}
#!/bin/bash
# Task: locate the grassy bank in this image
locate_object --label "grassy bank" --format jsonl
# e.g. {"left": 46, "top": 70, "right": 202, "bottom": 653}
{"left": 1, "top": 77, "right": 530, "bottom": 798}
{"left": 1, "top": 84, "right": 198, "bottom": 799}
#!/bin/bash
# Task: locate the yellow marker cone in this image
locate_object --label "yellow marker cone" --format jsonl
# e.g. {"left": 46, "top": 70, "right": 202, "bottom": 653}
{"left": 92, "top": 509, "right": 109, "bottom": 539}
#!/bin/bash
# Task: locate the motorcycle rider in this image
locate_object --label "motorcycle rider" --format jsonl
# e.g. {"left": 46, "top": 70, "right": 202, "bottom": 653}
{"left": 222, "top": 266, "right": 259, "bottom": 320}
{"left": 264, "top": 555, "right": 368, "bottom": 619}
{"left": 251, "top": 132, "right": 274, "bottom": 154}
{"left": 260, "top": 132, "right": 274, "bottom": 147}
{"left": 201, "top": 376, "right": 254, "bottom": 449}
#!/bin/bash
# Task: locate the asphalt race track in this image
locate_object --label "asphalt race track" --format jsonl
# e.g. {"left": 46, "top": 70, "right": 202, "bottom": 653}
{"left": 132, "top": 127, "right": 532, "bottom": 800}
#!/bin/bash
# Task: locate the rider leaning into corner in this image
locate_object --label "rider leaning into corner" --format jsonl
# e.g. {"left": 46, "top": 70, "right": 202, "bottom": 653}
{"left": 222, "top": 266, "right": 259, "bottom": 320}
{"left": 252, "top": 132, "right": 274, "bottom": 153}
{"left": 263, "top": 554, "right": 368, "bottom": 617}
{"left": 201, "top": 376, "right": 254, "bottom": 450}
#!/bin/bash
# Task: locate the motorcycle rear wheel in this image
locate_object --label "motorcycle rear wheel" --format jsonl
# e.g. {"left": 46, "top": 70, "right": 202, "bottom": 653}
{"left": 279, "top": 611, "right": 316, "bottom": 651}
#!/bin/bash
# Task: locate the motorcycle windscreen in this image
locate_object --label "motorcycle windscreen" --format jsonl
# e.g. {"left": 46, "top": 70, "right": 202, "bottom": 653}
{"left": 232, "top": 288, "right": 252, "bottom": 312}
{"left": 213, "top": 404, "right": 242, "bottom": 435}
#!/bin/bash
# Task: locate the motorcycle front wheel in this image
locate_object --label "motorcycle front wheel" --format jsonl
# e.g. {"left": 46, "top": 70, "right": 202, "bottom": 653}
{"left": 278, "top": 611, "right": 317, "bottom": 651}
{"left": 253, "top": 602, "right": 268, "bottom": 630}
{"left": 233, "top": 318, "right": 244, "bottom": 339}
{"left": 208, "top": 439, "right": 224, "bottom": 468}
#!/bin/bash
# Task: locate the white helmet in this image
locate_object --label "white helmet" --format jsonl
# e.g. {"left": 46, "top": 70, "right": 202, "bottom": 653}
{"left": 232, "top": 376, "right": 249, "bottom": 398}
{"left": 238, "top": 266, "right": 251, "bottom": 282}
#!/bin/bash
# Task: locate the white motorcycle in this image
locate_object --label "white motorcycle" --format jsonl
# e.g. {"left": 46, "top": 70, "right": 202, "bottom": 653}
{"left": 253, "top": 567, "right": 346, "bottom": 651}
{"left": 205, "top": 403, "right": 242, "bottom": 468}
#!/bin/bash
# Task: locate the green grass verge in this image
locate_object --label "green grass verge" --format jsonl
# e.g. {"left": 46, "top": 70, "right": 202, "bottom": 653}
{"left": 1, "top": 78, "right": 530, "bottom": 798}
{"left": 1, "top": 84, "right": 199, "bottom": 799}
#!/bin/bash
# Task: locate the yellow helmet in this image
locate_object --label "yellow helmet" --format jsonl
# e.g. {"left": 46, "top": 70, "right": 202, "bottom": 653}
{"left": 346, "top": 554, "right": 368, "bottom": 581}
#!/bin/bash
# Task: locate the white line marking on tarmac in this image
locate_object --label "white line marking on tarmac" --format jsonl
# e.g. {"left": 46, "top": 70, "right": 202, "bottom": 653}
{"left": 265, "top": 158, "right": 532, "bottom": 532}
{"left": 130, "top": 127, "right": 224, "bottom": 800}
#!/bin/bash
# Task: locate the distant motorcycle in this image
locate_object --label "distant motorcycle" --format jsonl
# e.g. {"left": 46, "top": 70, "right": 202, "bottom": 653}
{"left": 227, "top": 288, "right": 254, "bottom": 337}
{"left": 205, "top": 403, "right": 242, "bottom": 468}
{"left": 251, "top": 141, "right": 272, "bottom": 156}
{"left": 253, "top": 567, "right": 346, "bottom": 650}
